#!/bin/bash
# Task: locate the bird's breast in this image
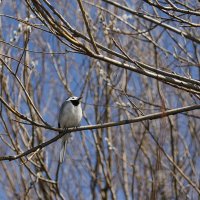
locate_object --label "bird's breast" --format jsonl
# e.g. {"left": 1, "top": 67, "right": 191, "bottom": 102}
{"left": 59, "top": 104, "right": 82, "bottom": 128}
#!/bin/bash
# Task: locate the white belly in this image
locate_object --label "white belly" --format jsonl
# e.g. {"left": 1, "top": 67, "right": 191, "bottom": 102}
{"left": 59, "top": 102, "right": 82, "bottom": 128}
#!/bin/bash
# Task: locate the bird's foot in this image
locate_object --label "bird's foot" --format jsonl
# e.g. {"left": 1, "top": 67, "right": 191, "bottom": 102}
{"left": 64, "top": 127, "right": 69, "bottom": 133}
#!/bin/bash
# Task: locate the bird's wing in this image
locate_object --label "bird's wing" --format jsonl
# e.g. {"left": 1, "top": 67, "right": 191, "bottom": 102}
{"left": 58, "top": 100, "right": 68, "bottom": 124}
{"left": 58, "top": 101, "right": 70, "bottom": 134}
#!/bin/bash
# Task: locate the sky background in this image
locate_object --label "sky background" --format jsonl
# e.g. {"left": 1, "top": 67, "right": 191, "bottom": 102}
{"left": 0, "top": 0, "right": 200, "bottom": 199}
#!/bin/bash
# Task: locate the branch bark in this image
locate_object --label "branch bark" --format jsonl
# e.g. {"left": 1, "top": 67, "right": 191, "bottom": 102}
{"left": 0, "top": 103, "right": 199, "bottom": 161}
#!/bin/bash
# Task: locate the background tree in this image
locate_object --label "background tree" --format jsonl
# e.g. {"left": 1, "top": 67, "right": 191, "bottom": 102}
{"left": 0, "top": 0, "right": 200, "bottom": 199}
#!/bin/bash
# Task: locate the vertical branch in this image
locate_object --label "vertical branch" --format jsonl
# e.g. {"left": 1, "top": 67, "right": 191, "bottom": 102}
{"left": 77, "top": 0, "right": 99, "bottom": 54}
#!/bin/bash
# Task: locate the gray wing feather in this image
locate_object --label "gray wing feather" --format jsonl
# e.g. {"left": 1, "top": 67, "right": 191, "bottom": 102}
{"left": 58, "top": 101, "right": 69, "bottom": 127}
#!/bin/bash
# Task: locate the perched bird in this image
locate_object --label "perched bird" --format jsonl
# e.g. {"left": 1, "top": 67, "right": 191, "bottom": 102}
{"left": 58, "top": 96, "right": 82, "bottom": 162}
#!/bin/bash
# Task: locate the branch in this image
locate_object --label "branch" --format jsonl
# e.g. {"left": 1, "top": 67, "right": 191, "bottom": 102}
{"left": 92, "top": 54, "right": 200, "bottom": 95}
{"left": 0, "top": 104, "right": 199, "bottom": 161}
{"left": 26, "top": 0, "right": 200, "bottom": 95}
{"left": 77, "top": 0, "right": 99, "bottom": 54}
{"left": 102, "top": 0, "right": 200, "bottom": 44}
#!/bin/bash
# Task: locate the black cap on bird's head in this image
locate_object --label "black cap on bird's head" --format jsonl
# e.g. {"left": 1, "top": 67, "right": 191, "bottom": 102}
{"left": 67, "top": 96, "right": 82, "bottom": 106}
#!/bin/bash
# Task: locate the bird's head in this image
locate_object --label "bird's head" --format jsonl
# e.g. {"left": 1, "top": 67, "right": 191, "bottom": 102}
{"left": 67, "top": 96, "right": 82, "bottom": 106}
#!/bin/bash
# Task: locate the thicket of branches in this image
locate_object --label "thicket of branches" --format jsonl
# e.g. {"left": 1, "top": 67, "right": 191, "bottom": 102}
{"left": 0, "top": 0, "right": 200, "bottom": 199}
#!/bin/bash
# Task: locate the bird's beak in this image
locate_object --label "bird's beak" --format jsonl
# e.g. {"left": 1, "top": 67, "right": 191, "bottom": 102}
{"left": 78, "top": 97, "right": 82, "bottom": 101}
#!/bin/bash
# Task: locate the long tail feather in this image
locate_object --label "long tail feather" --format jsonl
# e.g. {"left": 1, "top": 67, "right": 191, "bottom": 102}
{"left": 59, "top": 133, "right": 74, "bottom": 163}
{"left": 59, "top": 139, "right": 67, "bottom": 163}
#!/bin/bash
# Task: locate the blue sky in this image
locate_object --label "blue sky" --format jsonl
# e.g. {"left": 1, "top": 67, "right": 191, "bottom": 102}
{"left": 0, "top": 0, "right": 200, "bottom": 199}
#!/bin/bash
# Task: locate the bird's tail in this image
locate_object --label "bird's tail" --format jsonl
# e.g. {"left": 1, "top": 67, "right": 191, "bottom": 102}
{"left": 59, "top": 138, "right": 67, "bottom": 163}
{"left": 59, "top": 133, "right": 73, "bottom": 163}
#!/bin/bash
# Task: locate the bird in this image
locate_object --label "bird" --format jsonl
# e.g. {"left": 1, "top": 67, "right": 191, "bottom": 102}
{"left": 58, "top": 96, "right": 82, "bottom": 163}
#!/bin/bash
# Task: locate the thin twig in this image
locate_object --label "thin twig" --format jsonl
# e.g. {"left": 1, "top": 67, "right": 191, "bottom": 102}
{"left": 77, "top": 0, "right": 99, "bottom": 54}
{"left": 0, "top": 103, "right": 199, "bottom": 162}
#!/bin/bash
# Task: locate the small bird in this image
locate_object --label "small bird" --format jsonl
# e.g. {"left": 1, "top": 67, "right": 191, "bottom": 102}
{"left": 58, "top": 96, "right": 82, "bottom": 162}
